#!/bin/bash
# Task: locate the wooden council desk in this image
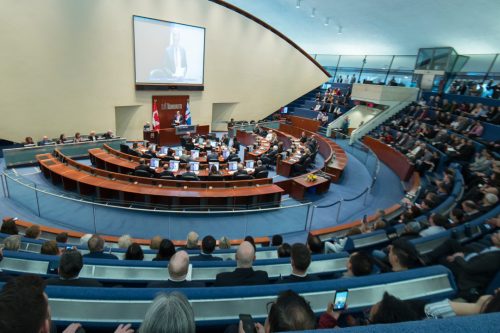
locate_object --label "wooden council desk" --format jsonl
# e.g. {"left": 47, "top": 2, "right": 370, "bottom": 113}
{"left": 290, "top": 175, "right": 331, "bottom": 201}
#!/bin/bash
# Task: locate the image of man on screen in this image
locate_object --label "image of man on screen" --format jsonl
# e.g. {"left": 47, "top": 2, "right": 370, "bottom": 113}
{"left": 164, "top": 29, "right": 187, "bottom": 79}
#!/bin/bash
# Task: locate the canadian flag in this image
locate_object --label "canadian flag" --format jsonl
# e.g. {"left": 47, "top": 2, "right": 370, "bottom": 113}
{"left": 152, "top": 100, "right": 160, "bottom": 131}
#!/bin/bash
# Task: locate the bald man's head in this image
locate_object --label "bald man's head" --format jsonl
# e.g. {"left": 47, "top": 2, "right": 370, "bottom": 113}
{"left": 168, "top": 250, "right": 189, "bottom": 281}
{"left": 236, "top": 241, "right": 255, "bottom": 268}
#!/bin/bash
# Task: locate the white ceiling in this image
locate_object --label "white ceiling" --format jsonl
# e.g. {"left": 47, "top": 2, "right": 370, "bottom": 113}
{"left": 224, "top": 0, "right": 500, "bottom": 56}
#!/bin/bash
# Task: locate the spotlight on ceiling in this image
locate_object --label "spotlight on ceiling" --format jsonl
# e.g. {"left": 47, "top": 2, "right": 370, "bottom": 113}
{"left": 324, "top": 17, "right": 330, "bottom": 26}
{"left": 337, "top": 26, "right": 343, "bottom": 34}
{"left": 311, "top": 8, "right": 316, "bottom": 18}
{"left": 296, "top": 0, "right": 301, "bottom": 8}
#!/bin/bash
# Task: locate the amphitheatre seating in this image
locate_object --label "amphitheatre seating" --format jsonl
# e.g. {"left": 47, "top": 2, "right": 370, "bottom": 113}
{"left": 410, "top": 205, "right": 500, "bottom": 255}
{"left": 0, "top": 250, "right": 349, "bottom": 283}
{"left": 18, "top": 265, "right": 457, "bottom": 327}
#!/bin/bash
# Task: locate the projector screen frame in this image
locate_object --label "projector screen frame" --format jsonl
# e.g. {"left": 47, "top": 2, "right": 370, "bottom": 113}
{"left": 133, "top": 15, "right": 206, "bottom": 91}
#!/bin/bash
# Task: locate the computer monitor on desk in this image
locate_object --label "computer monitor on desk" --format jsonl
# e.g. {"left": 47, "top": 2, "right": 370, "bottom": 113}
{"left": 168, "top": 160, "right": 180, "bottom": 172}
{"left": 222, "top": 150, "right": 230, "bottom": 159}
{"left": 228, "top": 161, "right": 237, "bottom": 172}
{"left": 150, "top": 158, "right": 160, "bottom": 169}
{"left": 191, "top": 150, "right": 200, "bottom": 159}
{"left": 160, "top": 146, "right": 169, "bottom": 155}
{"left": 189, "top": 161, "right": 200, "bottom": 172}
{"left": 245, "top": 160, "right": 254, "bottom": 169}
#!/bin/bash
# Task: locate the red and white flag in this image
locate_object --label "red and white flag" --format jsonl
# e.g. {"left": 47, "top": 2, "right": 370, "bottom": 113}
{"left": 152, "top": 101, "right": 160, "bottom": 131}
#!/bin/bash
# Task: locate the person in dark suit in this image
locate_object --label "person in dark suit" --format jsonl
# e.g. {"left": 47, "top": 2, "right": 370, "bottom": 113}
{"left": 147, "top": 251, "right": 204, "bottom": 288}
{"left": 226, "top": 149, "right": 240, "bottom": 163}
{"left": 134, "top": 158, "right": 153, "bottom": 176}
{"left": 207, "top": 150, "right": 219, "bottom": 162}
{"left": 232, "top": 163, "right": 248, "bottom": 179}
{"left": 232, "top": 137, "right": 241, "bottom": 152}
{"left": 88, "top": 131, "right": 98, "bottom": 142}
{"left": 163, "top": 30, "right": 187, "bottom": 79}
{"left": 82, "top": 235, "right": 118, "bottom": 260}
{"left": 190, "top": 235, "right": 223, "bottom": 261}
{"left": 181, "top": 164, "right": 199, "bottom": 180}
{"left": 299, "top": 131, "right": 308, "bottom": 143}
{"left": 156, "top": 162, "right": 175, "bottom": 178}
{"left": 278, "top": 243, "right": 319, "bottom": 283}
{"left": 46, "top": 249, "right": 102, "bottom": 287}
{"left": 221, "top": 134, "right": 230, "bottom": 146}
{"left": 102, "top": 130, "right": 114, "bottom": 139}
{"left": 425, "top": 231, "right": 500, "bottom": 301}
{"left": 214, "top": 241, "right": 269, "bottom": 286}
{"left": 254, "top": 160, "right": 266, "bottom": 174}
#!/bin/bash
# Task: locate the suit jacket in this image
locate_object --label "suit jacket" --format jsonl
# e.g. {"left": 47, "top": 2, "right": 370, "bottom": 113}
{"left": 135, "top": 164, "right": 152, "bottom": 173}
{"left": 147, "top": 279, "right": 205, "bottom": 288}
{"left": 181, "top": 172, "right": 199, "bottom": 180}
{"left": 83, "top": 251, "right": 119, "bottom": 260}
{"left": 278, "top": 274, "right": 320, "bottom": 284}
{"left": 214, "top": 267, "right": 269, "bottom": 287}
{"left": 164, "top": 46, "right": 187, "bottom": 77}
{"left": 254, "top": 166, "right": 267, "bottom": 174}
{"left": 448, "top": 250, "right": 500, "bottom": 299}
{"left": 88, "top": 136, "right": 97, "bottom": 142}
{"left": 190, "top": 253, "right": 223, "bottom": 261}
{"left": 233, "top": 170, "right": 248, "bottom": 178}
{"left": 207, "top": 153, "right": 219, "bottom": 161}
{"left": 45, "top": 277, "right": 103, "bottom": 287}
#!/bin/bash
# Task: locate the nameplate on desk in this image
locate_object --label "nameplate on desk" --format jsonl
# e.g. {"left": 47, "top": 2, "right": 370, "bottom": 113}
{"left": 175, "top": 125, "right": 197, "bottom": 135}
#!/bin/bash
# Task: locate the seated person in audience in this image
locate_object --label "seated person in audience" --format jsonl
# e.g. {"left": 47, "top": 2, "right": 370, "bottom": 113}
{"left": 208, "top": 164, "right": 222, "bottom": 177}
{"left": 461, "top": 200, "right": 483, "bottom": 222}
{"left": 73, "top": 132, "right": 82, "bottom": 143}
{"left": 150, "top": 235, "right": 162, "bottom": 250}
{"left": 385, "top": 239, "right": 423, "bottom": 272}
{"left": 147, "top": 251, "right": 204, "bottom": 288}
{"left": 481, "top": 193, "right": 498, "bottom": 211}
{"left": 190, "top": 235, "right": 222, "bottom": 261}
{"left": 181, "top": 164, "right": 199, "bottom": 180}
{"left": 140, "top": 292, "right": 195, "bottom": 333}
{"left": 320, "top": 291, "right": 425, "bottom": 328}
{"left": 184, "top": 231, "right": 199, "bottom": 250}
{"left": 80, "top": 233, "right": 93, "bottom": 245}
{"left": 220, "top": 133, "right": 230, "bottom": 146}
{"left": 343, "top": 251, "right": 374, "bottom": 278}
{"left": 307, "top": 233, "right": 325, "bottom": 254}
{"left": 83, "top": 235, "right": 118, "bottom": 260}
{"left": 55, "top": 232, "right": 69, "bottom": 244}
{"left": 425, "top": 288, "right": 500, "bottom": 319}
{"left": 25, "top": 225, "right": 41, "bottom": 239}
{"left": 214, "top": 241, "right": 269, "bottom": 286}
{"left": 232, "top": 163, "right": 248, "bottom": 178}
{"left": 0, "top": 218, "right": 19, "bottom": 235}
{"left": 324, "top": 227, "right": 363, "bottom": 253}
{"left": 40, "top": 240, "right": 60, "bottom": 256}
{"left": 23, "top": 136, "right": 35, "bottom": 145}
{"left": 424, "top": 232, "right": 500, "bottom": 301}
{"left": 102, "top": 130, "right": 114, "bottom": 139}
{"left": 466, "top": 121, "right": 484, "bottom": 138}
{"left": 38, "top": 135, "right": 52, "bottom": 145}
{"left": 179, "top": 149, "right": 192, "bottom": 163}
{"left": 88, "top": 130, "right": 98, "bottom": 141}
{"left": 245, "top": 290, "right": 316, "bottom": 333}
{"left": 118, "top": 234, "right": 132, "bottom": 249}
{"left": 0, "top": 276, "right": 131, "bottom": 333}
{"left": 277, "top": 243, "right": 291, "bottom": 258}
{"left": 125, "top": 243, "right": 144, "bottom": 260}
{"left": 260, "top": 145, "right": 278, "bottom": 166}
{"left": 271, "top": 234, "right": 283, "bottom": 247}
{"left": 218, "top": 236, "right": 231, "bottom": 250}
{"left": 4, "top": 235, "right": 21, "bottom": 251}
{"left": 419, "top": 213, "right": 449, "bottom": 237}
{"left": 153, "top": 239, "right": 176, "bottom": 261}
{"left": 46, "top": 249, "right": 102, "bottom": 287}
{"left": 56, "top": 133, "right": 67, "bottom": 144}
{"left": 278, "top": 243, "right": 319, "bottom": 283}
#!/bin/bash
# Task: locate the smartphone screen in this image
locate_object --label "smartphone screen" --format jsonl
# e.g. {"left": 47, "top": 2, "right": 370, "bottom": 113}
{"left": 239, "top": 314, "right": 256, "bottom": 333}
{"left": 333, "top": 290, "right": 349, "bottom": 310}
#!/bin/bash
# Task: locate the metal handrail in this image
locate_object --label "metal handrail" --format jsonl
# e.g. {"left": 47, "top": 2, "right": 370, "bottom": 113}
{"left": 2, "top": 171, "right": 311, "bottom": 215}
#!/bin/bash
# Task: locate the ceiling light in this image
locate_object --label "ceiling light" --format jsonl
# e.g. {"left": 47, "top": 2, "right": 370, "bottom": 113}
{"left": 337, "top": 26, "right": 343, "bottom": 34}
{"left": 296, "top": 0, "right": 301, "bottom": 8}
{"left": 311, "top": 8, "right": 316, "bottom": 18}
{"left": 324, "top": 17, "right": 330, "bottom": 26}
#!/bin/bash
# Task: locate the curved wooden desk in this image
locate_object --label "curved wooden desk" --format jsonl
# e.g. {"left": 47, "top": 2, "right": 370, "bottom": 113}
{"left": 38, "top": 151, "right": 283, "bottom": 210}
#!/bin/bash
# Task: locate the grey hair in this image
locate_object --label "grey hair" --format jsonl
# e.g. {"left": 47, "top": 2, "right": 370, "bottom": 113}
{"left": 117, "top": 234, "right": 132, "bottom": 249}
{"left": 140, "top": 292, "right": 195, "bottom": 333}
{"left": 4, "top": 235, "right": 21, "bottom": 251}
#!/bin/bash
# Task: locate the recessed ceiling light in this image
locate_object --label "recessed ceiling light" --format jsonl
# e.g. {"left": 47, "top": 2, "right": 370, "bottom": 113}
{"left": 311, "top": 8, "right": 316, "bottom": 18}
{"left": 324, "top": 17, "right": 330, "bottom": 26}
{"left": 296, "top": 0, "right": 301, "bottom": 9}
